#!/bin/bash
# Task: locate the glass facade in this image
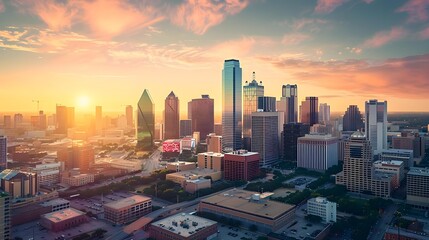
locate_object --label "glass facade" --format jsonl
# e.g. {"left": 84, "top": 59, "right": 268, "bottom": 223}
{"left": 222, "top": 59, "right": 242, "bottom": 152}
{"left": 365, "top": 99, "right": 387, "bottom": 154}
{"left": 188, "top": 95, "right": 214, "bottom": 141}
{"left": 243, "top": 77, "right": 264, "bottom": 150}
{"left": 300, "top": 96, "right": 318, "bottom": 126}
{"left": 279, "top": 84, "right": 298, "bottom": 123}
{"left": 164, "top": 91, "right": 180, "bottom": 139}
{"left": 137, "top": 89, "right": 155, "bottom": 150}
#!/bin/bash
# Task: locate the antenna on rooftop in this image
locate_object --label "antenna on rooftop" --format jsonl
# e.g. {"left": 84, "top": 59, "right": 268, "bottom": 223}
{"left": 252, "top": 71, "right": 255, "bottom": 81}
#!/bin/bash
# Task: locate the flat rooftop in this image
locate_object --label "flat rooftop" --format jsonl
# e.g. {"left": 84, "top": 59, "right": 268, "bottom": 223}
{"left": 167, "top": 168, "right": 219, "bottom": 177}
{"left": 374, "top": 160, "right": 404, "bottom": 166}
{"left": 224, "top": 150, "right": 258, "bottom": 157}
{"left": 408, "top": 167, "right": 429, "bottom": 177}
{"left": 40, "top": 198, "right": 70, "bottom": 207}
{"left": 200, "top": 189, "right": 295, "bottom": 220}
{"left": 167, "top": 161, "right": 196, "bottom": 166}
{"left": 42, "top": 208, "right": 85, "bottom": 223}
{"left": 199, "top": 152, "right": 224, "bottom": 157}
{"left": 151, "top": 213, "right": 217, "bottom": 238}
{"left": 104, "top": 195, "right": 151, "bottom": 210}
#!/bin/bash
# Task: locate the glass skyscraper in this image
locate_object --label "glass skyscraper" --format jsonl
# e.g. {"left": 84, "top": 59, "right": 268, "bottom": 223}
{"left": 300, "top": 96, "right": 319, "bottom": 126}
{"left": 164, "top": 91, "right": 180, "bottom": 139}
{"left": 365, "top": 99, "right": 387, "bottom": 154}
{"left": 188, "top": 95, "right": 214, "bottom": 141}
{"left": 222, "top": 59, "right": 242, "bottom": 152}
{"left": 243, "top": 73, "right": 264, "bottom": 150}
{"left": 137, "top": 89, "right": 155, "bottom": 150}
{"left": 277, "top": 84, "right": 298, "bottom": 123}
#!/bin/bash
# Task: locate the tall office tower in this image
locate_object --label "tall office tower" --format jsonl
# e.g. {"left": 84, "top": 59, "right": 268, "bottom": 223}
{"left": 0, "top": 136, "right": 6, "bottom": 170}
{"left": 406, "top": 167, "right": 429, "bottom": 208}
{"left": 336, "top": 131, "right": 373, "bottom": 193}
{"left": 38, "top": 111, "right": 47, "bottom": 130}
{"left": 95, "top": 106, "right": 102, "bottom": 134}
{"left": 222, "top": 59, "right": 242, "bottom": 152}
{"left": 283, "top": 123, "right": 310, "bottom": 162}
{"left": 0, "top": 169, "right": 38, "bottom": 198}
{"left": 207, "top": 133, "right": 223, "bottom": 153}
{"left": 179, "top": 119, "right": 192, "bottom": 137}
{"left": 251, "top": 112, "right": 284, "bottom": 167}
{"left": 3, "top": 116, "right": 11, "bottom": 129}
{"left": 365, "top": 99, "right": 387, "bottom": 154}
{"left": 0, "top": 191, "right": 10, "bottom": 240}
{"left": 214, "top": 124, "right": 222, "bottom": 136}
{"left": 392, "top": 131, "right": 425, "bottom": 158}
{"left": 342, "top": 105, "right": 364, "bottom": 132}
{"left": 224, "top": 150, "right": 260, "bottom": 181}
{"left": 277, "top": 84, "right": 298, "bottom": 123}
{"left": 243, "top": 74, "right": 264, "bottom": 150}
{"left": 125, "top": 105, "right": 133, "bottom": 128}
{"left": 297, "top": 134, "right": 338, "bottom": 171}
{"left": 154, "top": 123, "right": 164, "bottom": 140}
{"left": 13, "top": 113, "right": 23, "bottom": 128}
{"left": 257, "top": 96, "right": 276, "bottom": 112}
{"left": 57, "top": 145, "right": 95, "bottom": 173}
{"left": 137, "top": 89, "right": 155, "bottom": 150}
{"left": 67, "top": 107, "right": 75, "bottom": 128}
{"left": 318, "top": 103, "right": 330, "bottom": 124}
{"left": 188, "top": 95, "right": 214, "bottom": 141}
{"left": 164, "top": 91, "right": 180, "bottom": 139}
{"left": 300, "top": 97, "right": 319, "bottom": 126}
{"left": 56, "top": 105, "right": 68, "bottom": 134}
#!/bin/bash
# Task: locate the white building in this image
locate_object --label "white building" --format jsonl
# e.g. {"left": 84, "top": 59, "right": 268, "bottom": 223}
{"left": 28, "top": 162, "right": 61, "bottom": 186}
{"left": 365, "top": 100, "right": 387, "bottom": 154}
{"left": 40, "top": 198, "right": 70, "bottom": 212}
{"left": 297, "top": 134, "right": 338, "bottom": 171}
{"left": 373, "top": 160, "right": 404, "bottom": 188}
{"left": 378, "top": 149, "right": 414, "bottom": 168}
{"left": 318, "top": 103, "right": 330, "bottom": 124}
{"left": 307, "top": 197, "right": 337, "bottom": 223}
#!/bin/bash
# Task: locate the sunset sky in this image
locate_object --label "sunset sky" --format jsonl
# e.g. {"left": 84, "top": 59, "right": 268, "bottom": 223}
{"left": 0, "top": 0, "right": 428, "bottom": 119}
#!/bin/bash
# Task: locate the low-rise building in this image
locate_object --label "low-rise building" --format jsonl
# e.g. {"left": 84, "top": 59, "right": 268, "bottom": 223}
{"left": 61, "top": 170, "right": 94, "bottom": 187}
{"left": 378, "top": 149, "right": 414, "bottom": 168}
{"left": 166, "top": 168, "right": 222, "bottom": 186}
{"left": 184, "top": 179, "right": 211, "bottom": 194}
{"left": 39, "top": 208, "right": 87, "bottom": 232}
{"left": 297, "top": 134, "right": 338, "bottom": 172}
{"left": 166, "top": 161, "right": 197, "bottom": 172}
{"left": 224, "top": 150, "right": 260, "bottom": 181}
{"left": 197, "top": 152, "right": 224, "bottom": 171}
{"left": 199, "top": 189, "right": 296, "bottom": 233}
{"left": 206, "top": 133, "right": 222, "bottom": 153}
{"left": 28, "top": 162, "right": 61, "bottom": 186}
{"left": 104, "top": 195, "right": 152, "bottom": 225}
{"left": 384, "top": 226, "right": 428, "bottom": 240}
{"left": 307, "top": 197, "right": 336, "bottom": 223}
{"left": 407, "top": 167, "right": 429, "bottom": 209}
{"left": 40, "top": 198, "right": 70, "bottom": 212}
{"left": 150, "top": 213, "right": 218, "bottom": 240}
{"left": 373, "top": 160, "right": 404, "bottom": 188}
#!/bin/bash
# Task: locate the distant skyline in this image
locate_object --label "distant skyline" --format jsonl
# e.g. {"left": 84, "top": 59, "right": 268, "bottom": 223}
{"left": 1, "top": 0, "right": 429, "bottom": 114}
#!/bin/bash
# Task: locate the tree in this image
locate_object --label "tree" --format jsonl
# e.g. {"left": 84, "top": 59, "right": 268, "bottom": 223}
{"left": 249, "top": 224, "right": 258, "bottom": 232}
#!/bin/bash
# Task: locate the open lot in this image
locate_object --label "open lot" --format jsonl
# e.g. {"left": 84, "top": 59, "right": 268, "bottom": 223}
{"left": 217, "top": 224, "right": 264, "bottom": 240}
{"left": 272, "top": 187, "right": 297, "bottom": 198}
{"left": 285, "top": 176, "right": 317, "bottom": 190}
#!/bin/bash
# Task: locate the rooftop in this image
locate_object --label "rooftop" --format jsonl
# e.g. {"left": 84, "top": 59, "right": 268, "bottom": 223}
{"left": 42, "top": 208, "right": 85, "bottom": 223}
{"left": 225, "top": 150, "right": 259, "bottom": 157}
{"left": 374, "top": 160, "right": 404, "bottom": 167}
{"left": 299, "top": 134, "right": 338, "bottom": 140}
{"left": 186, "top": 178, "right": 211, "bottom": 184}
{"left": 104, "top": 195, "right": 151, "bottom": 210}
{"left": 151, "top": 213, "right": 217, "bottom": 238}
{"left": 408, "top": 167, "right": 429, "bottom": 177}
{"left": 199, "top": 152, "right": 224, "bottom": 157}
{"left": 167, "top": 161, "right": 196, "bottom": 166}
{"left": 167, "top": 168, "right": 220, "bottom": 178}
{"left": 201, "top": 189, "right": 295, "bottom": 220}
{"left": 40, "top": 198, "right": 70, "bottom": 207}
{"left": 0, "top": 169, "right": 35, "bottom": 180}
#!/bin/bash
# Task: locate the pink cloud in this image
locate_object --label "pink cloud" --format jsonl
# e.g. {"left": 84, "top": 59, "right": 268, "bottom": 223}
{"left": 290, "top": 18, "right": 328, "bottom": 32}
{"left": 314, "top": 0, "right": 347, "bottom": 14}
{"left": 397, "top": 0, "right": 429, "bottom": 23}
{"left": 419, "top": 26, "right": 429, "bottom": 39}
{"left": 281, "top": 33, "right": 310, "bottom": 45}
{"left": 259, "top": 54, "right": 429, "bottom": 98}
{"left": 171, "top": 0, "right": 249, "bottom": 35}
{"left": 363, "top": 27, "right": 407, "bottom": 48}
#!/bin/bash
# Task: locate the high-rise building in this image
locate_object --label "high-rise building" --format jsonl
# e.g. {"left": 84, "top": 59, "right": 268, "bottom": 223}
{"left": 57, "top": 145, "right": 95, "bottom": 173}
{"left": 222, "top": 59, "right": 242, "bottom": 152}
{"left": 0, "top": 191, "right": 10, "bottom": 240}
{"left": 125, "top": 105, "right": 133, "bottom": 128}
{"left": 164, "top": 91, "right": 180, "bottom": 139}
{"left": 243, "top": 74, "right": 264, "bottom": 150}
{"left": 0, "top": 169, "right": 38, "bottom": 198}
{"left": 3, "top": 116, "right": 11, "bottom": 129}
{"left": 300, "top": 97, "right": 318, "bottom": 126}
{"left": 56, "top": 105, "right": 74, "bottom": 134}
{"left": 198, "top": 152, "right": 224, "bottom": 171}
{"left": 283, "top": 123, "right": 310, "bottom": 162}
{"left": 188, "top": 95, "right": 214, "bottom": 141}
{"left": 257, "top": 96, "right": 276, "bottom": 112}
{"left": 224, "top": 150, "right": 260, "bottom": 181}
{"left": 251, "top": 112, "right": 284, "bottom": 167}
{"left": 277, "top": 84, "right": 298, "bottom": 124}
{"left": 154, "top": 123, "right": 164, "bottom": 141}
{"left": 67, "top": 107, "right": 75, "bottom": 128}
{"left": 214, "top": 123, "right": 222, "bottom": 136}
{"left": 365, "top": 100, "right": 387, "bottom": 154}
{"left": 336, "top": 131, "right": 393, "bottom": 197}
{"left": 318, "top": 103, "right": 330, "bottom": 124}
{"left": 206, "top": 133, "right": 222, "bottom": 153}
{"left": 342, "top": 105, "right": 364, "bottom": 132}
{"left": 0, "top": 136, "right": 6, "bottom": 170}
{"left": 95, "top": 106, "right": 102, "bottom": 134}
{"left": 179, "top": 119, "right": 192, "bottom": 137}
{"left": 137, "top": 89, "right": 155, "bottom": 150}
{"left": 406, "top": 167, "right": 429, "bottom": 208}
{"left": 392, "top": 131, "right": 425, "bottom": 158}
{"left": 297, "top": 134, "right": 338, "bottom": 172}
{"left": 13, "top": 113, "right": 23, "bottom": 128}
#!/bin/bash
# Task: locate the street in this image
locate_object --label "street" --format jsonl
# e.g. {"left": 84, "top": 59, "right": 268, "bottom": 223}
{"left": 367, "top": 204, "right": 398, "bottom": 240}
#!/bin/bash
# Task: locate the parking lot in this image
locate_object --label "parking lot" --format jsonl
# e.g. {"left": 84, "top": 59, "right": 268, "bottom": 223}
{"left": 217, "top": 224, "right": 264, "bottom": 240}
{"left": 285, "top": 176, "right": 317, "bottom": 190}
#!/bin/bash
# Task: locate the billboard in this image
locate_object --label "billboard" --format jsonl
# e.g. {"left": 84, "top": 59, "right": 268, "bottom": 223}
{"left": 162, "top": 139, "right": 182, "bottom": 153}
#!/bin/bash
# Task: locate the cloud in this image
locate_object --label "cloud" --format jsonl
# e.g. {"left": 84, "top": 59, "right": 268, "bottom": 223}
{"left": 14, "top": 0, "right": 164, "bottom": 38}
{"left": 419, "top": 26, "right": 429, "bottom": 39}
{"left": 363, "top": 27, "right": 407, "bottom": 48}
{"left": 259, "top": 54, "right": 429, "bottom": 99}
{"left": 281, "top": 33, "right": 310, "bottom": 45}
{"left": 397, "top": 0, "right": 429, "bottom": 23}
{"left": 171, "top": 0, "right": 249, "bottom": 35}
{"left": 347, "top": 47, "right": 363, "bottom": 54}
{"left": 290, "top": 18, "right": 328, "bottom": 32}
{"left": 314, "top": 0, "right": 347, "bottom": 14}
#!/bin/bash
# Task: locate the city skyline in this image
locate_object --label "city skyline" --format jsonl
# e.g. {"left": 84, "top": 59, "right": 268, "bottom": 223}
{"left": 0, "top": 0, "right": 429, "bottom": 114}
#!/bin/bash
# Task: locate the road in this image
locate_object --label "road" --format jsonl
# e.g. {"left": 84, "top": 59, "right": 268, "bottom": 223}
{"left": 367, "top": 204, "right": 398, "bottom": 240}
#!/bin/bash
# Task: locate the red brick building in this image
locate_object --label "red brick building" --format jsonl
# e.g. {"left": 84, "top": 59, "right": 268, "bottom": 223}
{"left": 224, "top": 150, "right": 260, "bottom": 181}
{"left": 40, "top": 208, "right": 87, "bottom": 232}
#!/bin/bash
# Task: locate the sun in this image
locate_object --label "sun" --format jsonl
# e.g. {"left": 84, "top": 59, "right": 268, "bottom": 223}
{"left": 76, "top": 96, "right": 90, "bottom": 109}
